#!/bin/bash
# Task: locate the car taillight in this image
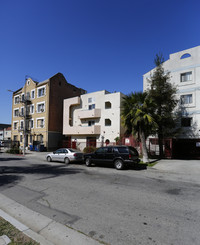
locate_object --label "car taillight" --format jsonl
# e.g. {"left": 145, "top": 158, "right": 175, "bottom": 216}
{"left": 73, "top": 153, "right": 77, "bottom": 156}
{"left": 129, "top": 154, "right": 132, "bottom": 159}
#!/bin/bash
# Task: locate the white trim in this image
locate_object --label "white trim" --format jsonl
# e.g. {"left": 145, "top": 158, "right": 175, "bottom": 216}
{"left": 36, "top": 101, "right": 45, "bottom": 113}
{"left": 29, "top": 118, "right": 34, "bottom": 129}
{"left": 13, "top": 108, "right": 19, "bottom": 117}
{"left": 37, "top": 85, "right": 46, "bottom": 98}
{"left": 13, "top": 120, "right": 19, "bottom": 130}
{"left": 36, "top": 117, "right": 45, "bottom": 128}
{"left": 31, "top": 89, "right": 35, "bottom": 99}
{"left": 14, "top": 95, "right": 20, "bottom": 105}
{"left": 179, "top": 91, "right": 195, "bottom": 108}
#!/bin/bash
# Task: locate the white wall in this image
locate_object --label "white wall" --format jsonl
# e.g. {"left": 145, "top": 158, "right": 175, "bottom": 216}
{"left": 143, "top": 46, "right": 200, "bottom": 139}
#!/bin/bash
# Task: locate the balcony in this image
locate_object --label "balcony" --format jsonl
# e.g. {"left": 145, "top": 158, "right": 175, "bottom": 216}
{"left": 65, "top": 125, "right": 101, "bottom": 135}
{"left": 78, "top": 109, "right": 101, "bottom": 119}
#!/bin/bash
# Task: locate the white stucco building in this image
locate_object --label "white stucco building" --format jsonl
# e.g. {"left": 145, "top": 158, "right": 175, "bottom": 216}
{"left": 143, "top": 46, "right": 200, "bottom": 157}
{"left": 63, "top": 90, "right": 125, "bottom": 151}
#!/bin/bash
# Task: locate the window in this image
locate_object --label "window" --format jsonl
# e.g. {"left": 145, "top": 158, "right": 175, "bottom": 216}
{"left": 31, "top": 90, "right": 35, "bottom": 99}
{"left": 88, "top": 104, "right": 95, "bottom": 110}
{"left": 14, "top": 96, "right": 20, "bottom": 104}
{"left": 37, "top": 134, "right": 43, "bottom": 142}
{"left": 13, "top": 122, "right": 18, "bottom": 130}
{"left": 21, "top": 107, "right": 24, "bottom": 116}
{"left": 37, "top": 102, "right": 45, "bottom": 113}
{"left": 20, "top": 135, "right": 23, "bottom": 142}
{"left": 180, "top": 53, "right": 191, "bottom": 59}
{"left": 88, "top": 120, "right": 95, "bottom": 126}
{"left": 30, "top": 135, "right": 33, "bottom": 144}
{"left": 105, "top": 119, "right": 111, "bottom": 126}
{"left": 181, "top": 72, "right": 192, "bottom": 82}
{"left": 21, "top": 93, "right": 25, "bottom": 102}
{"left": 181, "top": 117, "right": 192, "bottom": 127}
{"left": 88, "top": 97, "right": 95, "bottom": 103}
{"left": 26, "top": 92, "right": 30, "bottom": 100}
{"left": 29, "top": 119, "right": 34, "bottom": 129}
{"left": 13, "top": 135, "right": 18, "bottom": 141}
{"left": 29, "top": 104, "right": 34, "bottom": 114}
{"left": 14, "top": 109, "right": 19, "bottom": 117}
{"left": 105, "top": 101, "right": 111, "bottom": 109}
{"left": 20, "top": 121, "right": 24, "bottom": 130}
{"left": 37, "top": 118, "right": 44, "bottom": 128}
{"left": 181, "top": 94, "right": 193, "bottom": 104}
{"left": 37, "top": 86, "right": 46, "bottom": 98}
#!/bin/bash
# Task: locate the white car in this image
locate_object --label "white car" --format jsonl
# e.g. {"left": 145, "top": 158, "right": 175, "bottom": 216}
{"left": 46, "top": 148, "right": 83, "bottom": 164}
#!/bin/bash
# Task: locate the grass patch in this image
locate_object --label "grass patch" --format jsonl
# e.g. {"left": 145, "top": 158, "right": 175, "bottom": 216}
{"left": 139, "top": 160, "right": 158, "bottom": 167}
{"left": 0, "top": 217, "right": 39, "bottom": 245}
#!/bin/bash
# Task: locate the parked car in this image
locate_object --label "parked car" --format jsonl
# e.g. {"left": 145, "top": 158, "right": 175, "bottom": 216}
{"left": 46, "top": 148, "right": 83, "bottom": 164}
{"left": 84, "top": 146, "right": 140, "bottom": 170}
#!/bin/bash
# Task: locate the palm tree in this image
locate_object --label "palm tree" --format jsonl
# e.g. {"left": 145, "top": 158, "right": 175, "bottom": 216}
{"left": 121, "top": 92, "right": 156, "bottom": 163}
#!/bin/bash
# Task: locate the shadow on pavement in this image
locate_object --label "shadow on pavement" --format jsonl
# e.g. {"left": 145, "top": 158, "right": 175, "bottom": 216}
{"left": 0, "top": 175, "right": 23, "bottom": 187}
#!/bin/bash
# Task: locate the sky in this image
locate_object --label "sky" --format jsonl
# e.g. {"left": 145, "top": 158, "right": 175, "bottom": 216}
{"left": 1, "top": 0, "right": 200, "bottom": 124}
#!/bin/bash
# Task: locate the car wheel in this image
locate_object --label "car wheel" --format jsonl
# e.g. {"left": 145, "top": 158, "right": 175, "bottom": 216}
{"left": 114, "top": 159, "right": 124, "bottom": 170}
{"left": 64, "top": 157, "right": 70, "bottom": 165}
{"left": 47, "top": 156, "right": 52, "bottom": 162}
{"left": 85, "top": 158, "right": 91, "bottom": 167}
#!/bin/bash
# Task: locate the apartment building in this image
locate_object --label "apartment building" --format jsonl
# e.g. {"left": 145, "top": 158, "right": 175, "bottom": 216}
{"left": 63, "top": 90, "right": 125, "bottom": 151}
{"left": 0, "top": 124, "right": 11, "bottom": 141}
{"left": 11, "top": 73, "right": 86, "bottom": 150}
{"left": 143, "top": 46, "right": 200, "bottom": 157}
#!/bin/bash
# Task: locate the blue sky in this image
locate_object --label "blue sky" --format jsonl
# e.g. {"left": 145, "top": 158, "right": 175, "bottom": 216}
{"left": 1, "top": 0, "right": 200, "bottom": 124}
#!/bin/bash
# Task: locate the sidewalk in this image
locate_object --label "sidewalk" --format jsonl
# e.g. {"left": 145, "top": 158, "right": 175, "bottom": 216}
{"left": 0, "top": 150, "right": 102, "bottom": 245}
{"left": 0, "top": 194, "right": 101, "bottom": 245}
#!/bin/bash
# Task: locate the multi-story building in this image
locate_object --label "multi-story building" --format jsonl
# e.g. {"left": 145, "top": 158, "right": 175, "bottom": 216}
{"left": 63, "top": 90, "right": 125, "bottom": 151}
{"left": 0, "top": 124, "right": 11, "bottom": 141}
{"left": 11, "top": 73, "right": 86, "bottom": 150}
{"left": 143, "top": 46, "right": 200, "bottom": 157}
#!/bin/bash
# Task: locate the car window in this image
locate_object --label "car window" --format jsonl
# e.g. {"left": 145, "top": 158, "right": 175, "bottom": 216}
{"left": 128, "top": 147, "right": 138, "bottom": 155}
{"left": 63, "top": 149, "right": 68, "bottom": 153}
{"left": 55, "top": 149, "right": 62, "bottom": 153}
{"left": 106, "top": 147, "right": 113, "bottom": 153}
{"left": 96, "top": 147, "right": 106, "bottom": 153}
{"left": 117, "top": 147, "right": 129, "bottom": 153}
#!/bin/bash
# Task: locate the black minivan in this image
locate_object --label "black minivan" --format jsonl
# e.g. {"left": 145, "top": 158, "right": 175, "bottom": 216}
{"left": 84, "top": 146, "right": 140, "bottom": 170}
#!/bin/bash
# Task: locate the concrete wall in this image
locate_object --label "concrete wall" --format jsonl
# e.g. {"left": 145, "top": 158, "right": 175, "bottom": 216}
{"left": 63, "top": 90, "right": 125, "bottom": 151}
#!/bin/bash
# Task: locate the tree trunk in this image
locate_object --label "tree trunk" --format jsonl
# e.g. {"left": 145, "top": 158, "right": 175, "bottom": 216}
{"left": 158, "top": 131, "right": 164, "bottom": 158}
{"left": 140, "top": 129, "right": 149, "bottom": 163}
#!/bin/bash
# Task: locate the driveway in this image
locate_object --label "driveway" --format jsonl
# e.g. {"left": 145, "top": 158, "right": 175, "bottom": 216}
{"left": 152, "top": 159, "right": 200, "bottom": 184}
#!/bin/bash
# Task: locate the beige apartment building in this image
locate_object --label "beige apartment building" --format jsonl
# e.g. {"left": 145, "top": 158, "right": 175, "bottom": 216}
{"left": 63, "top": 90, "right": 125, "bottom": 151}
{"left": 11, "top": 73, "right": 86, "bottom": 150}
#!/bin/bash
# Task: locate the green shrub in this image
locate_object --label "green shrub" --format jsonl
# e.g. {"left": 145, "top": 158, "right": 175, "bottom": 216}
{"left": 6, "top": 146, "right": 22, "bottom": 154}
{"left": 83, "top": 146, "right": 97, "bottom": 153}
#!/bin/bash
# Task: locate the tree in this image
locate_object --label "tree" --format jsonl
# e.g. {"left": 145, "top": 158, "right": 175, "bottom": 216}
{"left": 147, "top": 54, "right": 178, "bottom": 158}
{"left": 121, "top": 92, "right": 156, "bottom": 163}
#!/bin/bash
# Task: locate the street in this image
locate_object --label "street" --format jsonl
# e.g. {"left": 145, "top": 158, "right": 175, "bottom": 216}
{"left": 0, "top": 152, "right": 200, "bottom": 245}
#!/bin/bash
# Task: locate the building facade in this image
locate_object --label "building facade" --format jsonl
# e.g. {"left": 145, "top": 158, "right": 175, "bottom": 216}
{"left": 143, "top": 46, "right": 200, "bottom": 157}
{"left": 63, "top": 90, "right": 125, "bottom": 151}
{"left": 0, "top": 124, "right": 11, "bottom": 141}
{"left": 11, "top": 73, "right": 86, "bottom": 150}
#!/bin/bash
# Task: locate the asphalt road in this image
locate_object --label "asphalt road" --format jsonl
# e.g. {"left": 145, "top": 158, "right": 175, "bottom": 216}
{"left": 0, "top": 152, "right": 200, "bottom": 245}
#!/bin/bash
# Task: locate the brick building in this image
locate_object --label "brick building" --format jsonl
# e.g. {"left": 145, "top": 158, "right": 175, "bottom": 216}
{"left": 11, "top": 73, "right": 86, "bottom": 150}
